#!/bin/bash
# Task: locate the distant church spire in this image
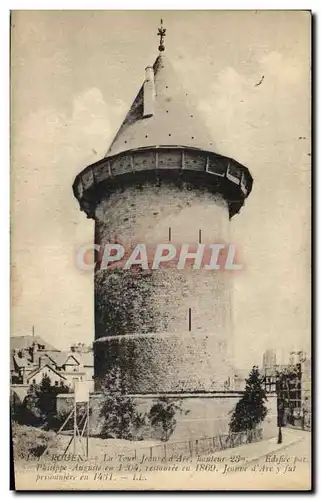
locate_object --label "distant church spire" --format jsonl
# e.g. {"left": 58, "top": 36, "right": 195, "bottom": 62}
{"left": 157, "top": 19, "right": 166, "bottom": 52}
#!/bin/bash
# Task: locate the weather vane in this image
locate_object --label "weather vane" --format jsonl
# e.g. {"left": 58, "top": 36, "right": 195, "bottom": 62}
{"left": 157, "top": 19, "right": 166, "bottom": 52}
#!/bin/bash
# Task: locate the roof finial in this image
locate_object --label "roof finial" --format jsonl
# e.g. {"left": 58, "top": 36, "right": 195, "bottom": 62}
{"left": 157, "top": 18, "right": 166, "bottom": 52}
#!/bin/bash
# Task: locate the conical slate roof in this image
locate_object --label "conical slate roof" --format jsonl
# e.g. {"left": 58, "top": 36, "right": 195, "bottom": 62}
{"left": 73, "top": 47, "right": 253, "bottom": 220}
{"left": 105, "top": 54, "right": 218, "bottom": 158}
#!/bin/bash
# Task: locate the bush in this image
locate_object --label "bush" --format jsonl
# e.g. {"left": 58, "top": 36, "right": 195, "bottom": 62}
{"left": 12, "top": 375, "right": 70, "bottom": 429}
{"left": 99, "top": 366, "right": 145, "bottom": 440}
{"left": 149, "top": 397, "right": 187, "bottom": 441}
{"left": 12, "top": 423, "right": 59, "bottom": 460}
{"left": 12, "top": 376, "right": 70, "bottom": 429}
{"left": 52, "top": 403, "right": 91, "bottom": 433}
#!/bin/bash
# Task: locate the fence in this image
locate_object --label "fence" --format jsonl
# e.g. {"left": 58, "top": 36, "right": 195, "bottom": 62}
{"left": 132, "top": 427, "right": 263, "bottom": 461}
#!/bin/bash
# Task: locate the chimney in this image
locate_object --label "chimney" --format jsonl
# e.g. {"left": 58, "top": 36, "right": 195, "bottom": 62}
{"left": 143, "top": 66, "right": 155, "bottom": 118}
{"left": 39, "top": 355, "right": 46, "bottom": 368}
{"left": 30, "top": 341, "right": 38, "bottom": 363}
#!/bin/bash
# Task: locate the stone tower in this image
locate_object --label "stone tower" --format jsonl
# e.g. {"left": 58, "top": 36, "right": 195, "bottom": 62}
{"left": 73, "top": 25, "right": 253, "bottom": 398}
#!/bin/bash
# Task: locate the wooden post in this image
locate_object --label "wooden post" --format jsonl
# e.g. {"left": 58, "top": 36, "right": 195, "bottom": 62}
{"left": 41, "top": 408, "right": 77, "bottom": 458}
{"left": 57, "top": 408, "right": 74, "bottom": 434}
{"left": 86, "top": 401, "right": 90, "bottom": 458}
{"left": 81, "top": 417, "right": 87, "bottom": 437}
{"left": 278, "top": 426, "right": 282, "bottom": 444}
{"left": 73, "top": 399, "right": 77, "bottom": 455}
{"left": 62, "top": 435, "right": 74, "bottom": 457}
{"left": 75, "top": 418, "right": 86, "bottom": 456}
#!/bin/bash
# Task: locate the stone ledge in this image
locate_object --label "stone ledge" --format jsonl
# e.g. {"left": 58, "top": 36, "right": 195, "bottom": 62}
{"left": 73, "top": 146, "right": 253, "bottom": 219}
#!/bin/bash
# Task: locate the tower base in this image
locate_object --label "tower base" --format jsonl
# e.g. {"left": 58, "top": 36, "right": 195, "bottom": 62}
{"left": 94, "top": 333, "right": 232, "bottom": 393}
{"left": 56, "top": 392, "right": 277, "bottom": 442}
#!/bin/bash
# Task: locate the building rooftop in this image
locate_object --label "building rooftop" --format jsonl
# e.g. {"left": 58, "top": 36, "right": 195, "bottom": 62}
{"left": 10, "top": 335, "right": 60, "bottom": 353}
{"left": 106, "top": 54, "right": 218, "bottom": 158}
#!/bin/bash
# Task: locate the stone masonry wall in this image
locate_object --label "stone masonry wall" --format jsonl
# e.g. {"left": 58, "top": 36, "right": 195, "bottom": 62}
{"left": 94, "top": 183, "right": 232, "bottom": 393}
{"left": 56, "top": 393, "right": 277, "bottom": 442}
{"left": 94, "top": 333, "right": 229, "bottom": 393}
{"left": 95, "top": 184, "right": 231, "bottom": 392}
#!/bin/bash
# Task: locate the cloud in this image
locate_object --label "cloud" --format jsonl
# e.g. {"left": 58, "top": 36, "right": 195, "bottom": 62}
{"left": 260, "top": 51, "right": 304, "bottom": 87}
{"left": 197, "top": 51, "right": 309, "bottom": 166}
{"left": 11, "top": 88, "right": 126, "bottom": 346}
{"left": 195, "top": 52, "right": 310, "bottom": 365}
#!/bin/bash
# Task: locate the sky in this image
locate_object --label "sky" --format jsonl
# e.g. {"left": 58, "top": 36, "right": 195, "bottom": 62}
{"left": 11, "top": 10, "right": 311, "bottom": 368}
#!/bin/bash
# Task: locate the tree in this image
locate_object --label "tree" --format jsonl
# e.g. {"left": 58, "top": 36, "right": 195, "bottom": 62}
{"left": 99, "top": 366, "right": 145, "bottom": 440}
{"left": 12, "top": 423, "right": 59, "bottom": 460}
{"left": 16, "top": 382, "right": 43, "bottom": 426}
{"left": 229, "top": 366, "right": 268, "bottom": 434}
{"left": 275, "top": 364, "right": 301, "bottom": 423}
{"left": 148, "top": 397, "right": 187, "bottom": 442}
{"left": 19, "top": 375, "right": 70, "bottom": 428}
{"left": 275, "top": 363, "right": 301, "bottom": 443}
{"left": 37, "top": 375, "right": 59, "bottom": 423}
